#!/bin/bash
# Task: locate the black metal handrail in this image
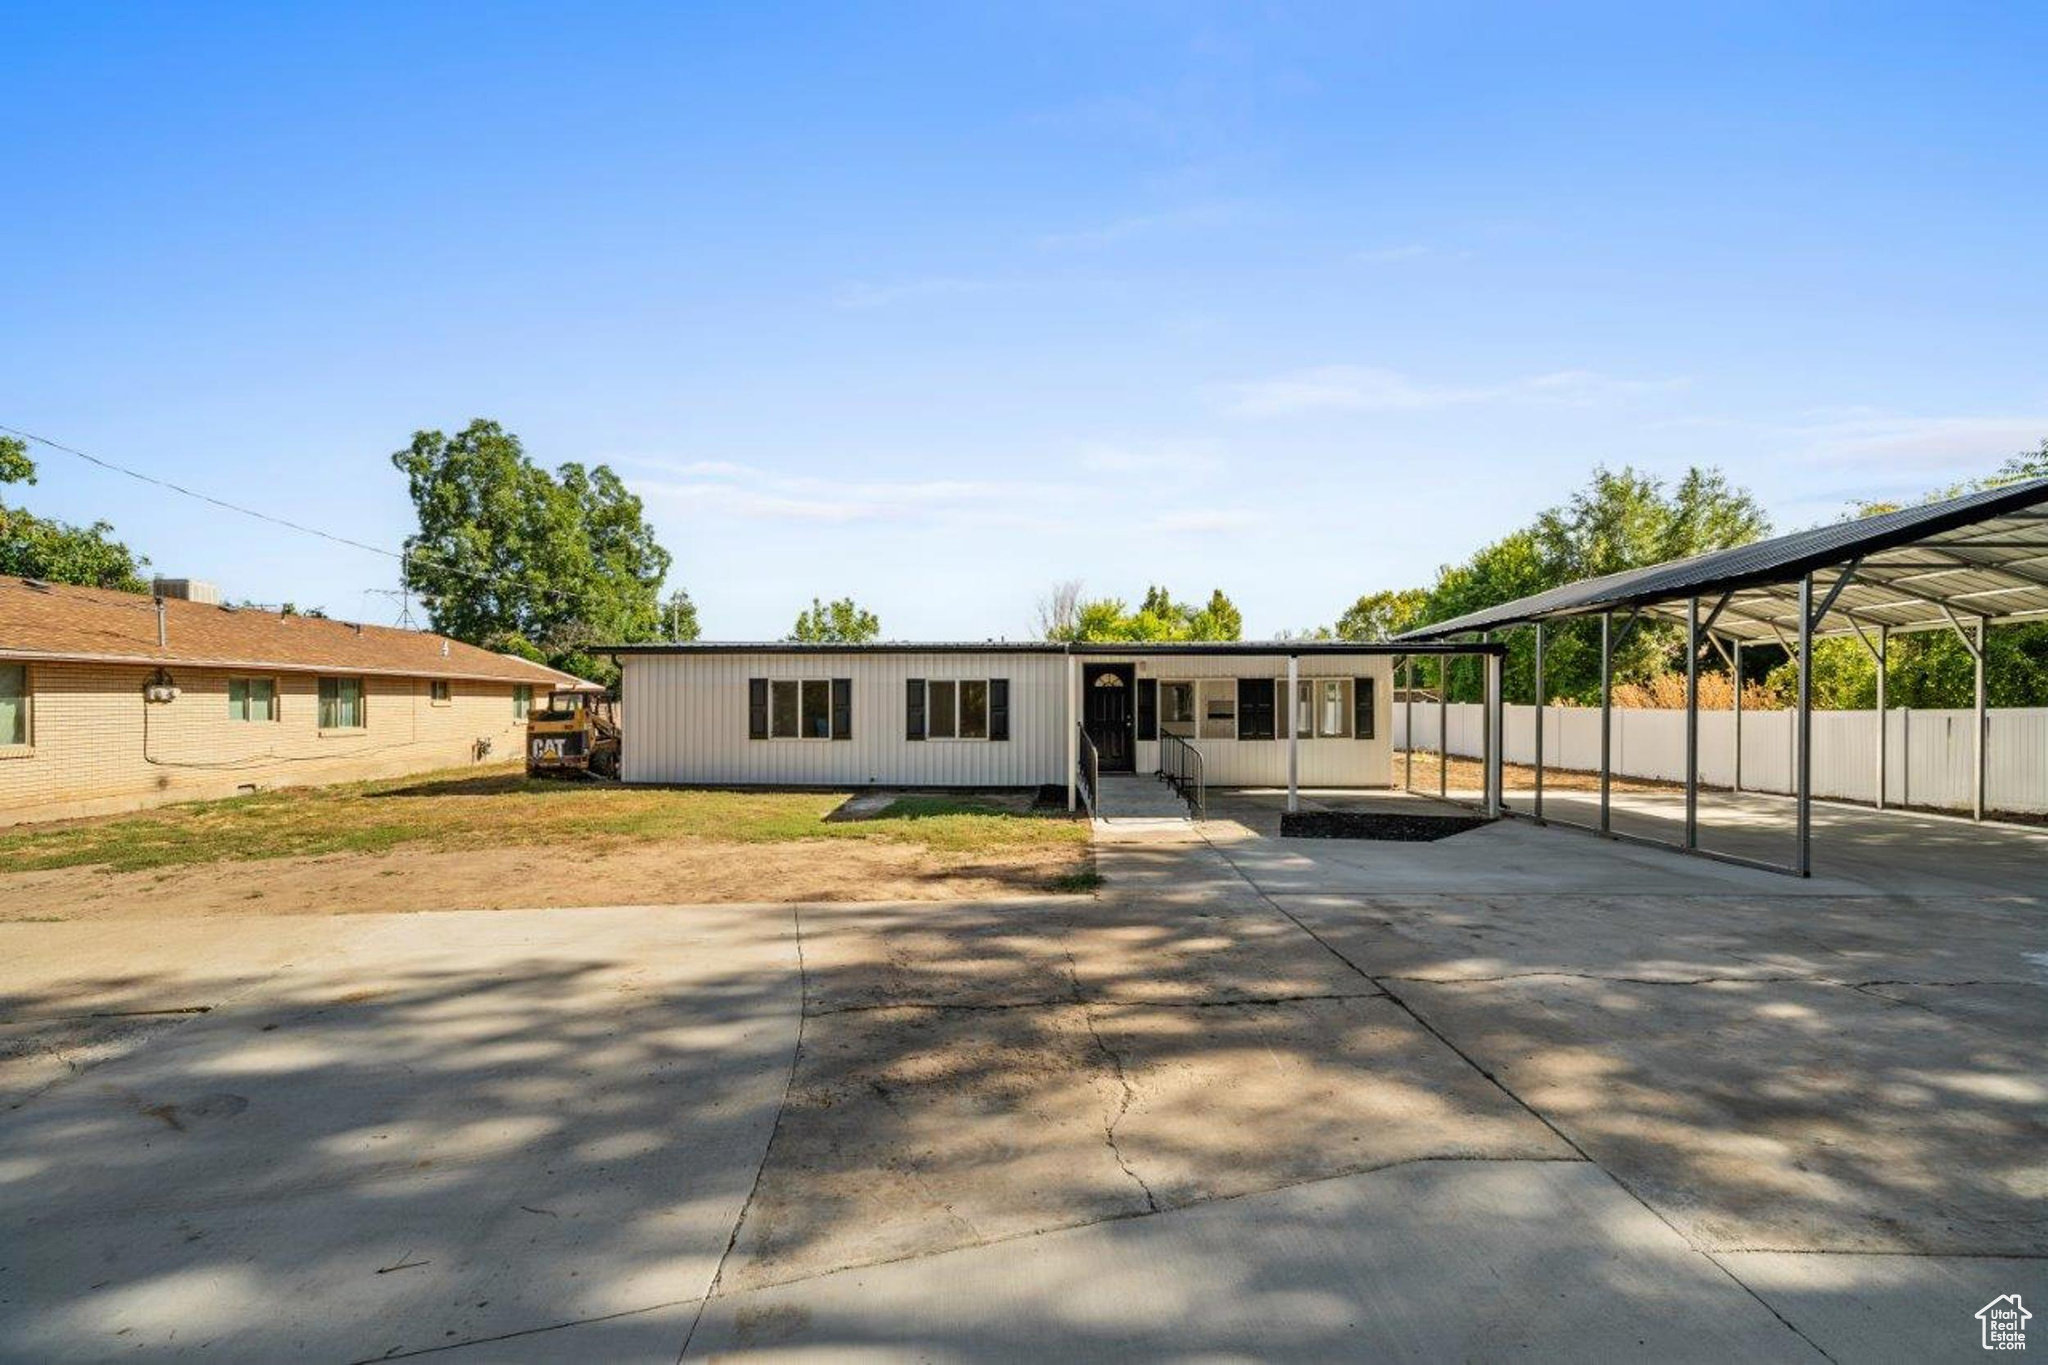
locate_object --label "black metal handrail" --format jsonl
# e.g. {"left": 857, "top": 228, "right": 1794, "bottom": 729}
{"left": 1157, "top": 730, "right": 1206, "bottom": 820}
{"left": 1076, "top": 725, "right": 1099, "bottom": 817}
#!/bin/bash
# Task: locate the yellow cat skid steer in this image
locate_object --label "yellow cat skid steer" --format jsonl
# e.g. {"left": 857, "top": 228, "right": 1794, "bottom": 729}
{"left": 525, "top": 689, "right": 621, "bottom": 779}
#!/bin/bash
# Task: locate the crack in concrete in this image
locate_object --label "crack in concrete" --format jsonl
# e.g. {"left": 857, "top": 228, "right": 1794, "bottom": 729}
{"left": 673, "top": 903, "right": 808, "bottom": 1365}
{"left": 811, "top": 989, "right": 1386, "bottom": 1018}
{"left": 347, "top": 1296, "right": 704, "bottom": 1363}
{"left": 1387, "top": 970, "right": 2022, "bottom": 990}
{"left": 688, "top": 1153, "right": 1595, "bottom": 1305}
{"left": 1706, "top": 1246, "right": 2048, "bottom": 1259}
{"left": 1064, "top": 948, "right": 1159, "bottom": 1215}
{"left": 0, "top": 1005, "right": 213, "bottom": 1025}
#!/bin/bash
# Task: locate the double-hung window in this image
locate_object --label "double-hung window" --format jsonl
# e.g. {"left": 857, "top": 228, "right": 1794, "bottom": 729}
{"left": 0, "top": 663, "right": 29, "bottom": 748}
{"left": 1159, "top": 681, "right": 1197, "bottom": 737}
{"left": 514, "top": 685, "right": 533, "bottom": 719}
{"left": 924, "top": 680, "right": 993, "bottom": 740}
{"left": 924, "top": 680, "right": 992, "bottom": 739}
{"left": 1293, "top": 679, "right": 1351, "bottom": 738}
{"left": 228, "top": 677, "right": 277, "bottom": 723}
{"left": 318, "top": 676, "right": 365, "bottom": 730}
{"left": 429, "top": 679, "right": 452, "bottom": 705}
{"left": 751, "top": 678, "right": 851, "bottom": 740}
{"left": 906, "top": 678, "right": 1009, "bottom": 741}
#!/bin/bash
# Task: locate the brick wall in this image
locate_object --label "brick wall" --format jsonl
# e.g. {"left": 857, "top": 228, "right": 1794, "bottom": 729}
{"left": 0, "top": 661, "right": 536, "bottom": 823}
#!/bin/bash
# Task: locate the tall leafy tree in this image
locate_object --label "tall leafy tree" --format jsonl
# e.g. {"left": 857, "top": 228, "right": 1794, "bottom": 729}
{"left": 1041, "top": 583, "right": 1243, "bottom": 641}
{"left": 0, "top": 436, "right": 150, "bottom": 591}
{"left": 1187, "top": 588, "right": 1243, "bottom": 641}
{"left": 392, "top": 419, "right": 674, "bottom": 685}
{"left": 790, "top": 596, "right": 880, "bottom": 643}
{"left": 1335, "top": 588, "right": 1429, "bottom": 642}
{"left": 1369, "top": 464, "right": 1771, "bottom": 703}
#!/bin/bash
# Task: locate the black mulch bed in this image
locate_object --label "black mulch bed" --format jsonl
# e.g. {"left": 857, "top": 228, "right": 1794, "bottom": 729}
{"left": 1279, "top": 811, "right": 1492, "bottom": 841}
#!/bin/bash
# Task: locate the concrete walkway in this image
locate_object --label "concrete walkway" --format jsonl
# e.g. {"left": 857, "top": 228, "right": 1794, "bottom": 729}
{"left": 1090, "top": 770, "right": 1196, "bottom": 834}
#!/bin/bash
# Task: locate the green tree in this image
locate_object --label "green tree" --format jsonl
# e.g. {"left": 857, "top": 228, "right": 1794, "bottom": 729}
{"left": 0, "top": 435, "right": 150, "bottom": 591}
{"left": 1049, "top": 584, "right": 1243, "bottom": 642}
{"left": 1370, "top": 464, "right": 1772, "bottom": 703}
{"left": 790, "top": 596, "right": 880, "bottom": 643}
{"left": 391, "top": 419, "right": 673, "bottom": 685}
{"left": 1335, "top": 588, "right": 1429, "bottom": 642}
{"left": 1187, "top": 588, "right": 1243, "bottom": 641}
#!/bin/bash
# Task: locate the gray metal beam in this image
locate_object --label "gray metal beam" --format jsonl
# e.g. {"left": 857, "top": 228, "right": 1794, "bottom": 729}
{"left": 1795, "top": 574, "right": 1814, "bottom": 878}
{"left": 1599, "top": 611, "right": 1613, "bottom": 834}
{"left": 1685, "top": 595, "right": 1700, "bottom": 850}
{"left": 1532, "top": 621, "right": 1546, "bottom": 823}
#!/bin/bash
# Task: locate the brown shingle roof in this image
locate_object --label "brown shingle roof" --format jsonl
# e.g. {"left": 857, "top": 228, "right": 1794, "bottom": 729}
{"left": 0, "top": 578, "right": 597, "bottom": 688}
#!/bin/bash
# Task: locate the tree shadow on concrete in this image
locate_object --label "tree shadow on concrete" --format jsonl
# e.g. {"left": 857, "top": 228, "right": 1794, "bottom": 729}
{"left": 3, "top": 858, "right": 2041, "bottom": 1361}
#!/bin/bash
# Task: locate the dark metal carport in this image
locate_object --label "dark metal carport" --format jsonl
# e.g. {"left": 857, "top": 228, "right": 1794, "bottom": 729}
{"left": 1394, "top": 475, "right": 2048, "bottom": 875}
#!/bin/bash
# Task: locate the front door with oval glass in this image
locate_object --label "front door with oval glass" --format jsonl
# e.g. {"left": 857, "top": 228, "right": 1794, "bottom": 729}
{"left": 1083, "top": 664, "right": 1136, "bottom": 772}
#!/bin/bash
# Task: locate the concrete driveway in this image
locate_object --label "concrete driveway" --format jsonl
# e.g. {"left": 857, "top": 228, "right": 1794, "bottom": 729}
{"left": 3, "top": 805, "right": 2042, "bottom": 1362}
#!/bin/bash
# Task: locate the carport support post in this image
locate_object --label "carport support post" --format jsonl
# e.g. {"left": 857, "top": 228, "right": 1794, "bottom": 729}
{"left": 1732, "top": 640, "right": 1744, "bottom": 793}
{"left": 1286, "top": 652, "right": 1300, "bottom": 814}
{"left": 1402, "top": 657, "right": 1413, "bottom": 790}
{"left": 1598, "top": 611, "right": 1613, "bottom": 834}
{"left": 1483, "top": 650, "right": 1504, "bottom": 818}
{"left": 1796, "top": 574, "right": 1814, "bottom": 877}
{"left": 1684, "top": 595, "right": 1700, "bottom": 850}
{"left": 1436, "top": 657, "right": 1448, "bottom": 798}
{"left": 1875, "top": 625, "right": 1888, "bottom": 811}
{"left": 1479, "top": 632, "right": 1493, "bottom": 805}
{"left": 1531, "top": 622, "right": 1545, "bottom": 822}
{"left": 1065, "top": 653, "right": 1079, "bottom": 812}
{"left": 1974, "top": 617, "right": 1988, "bottom": 822}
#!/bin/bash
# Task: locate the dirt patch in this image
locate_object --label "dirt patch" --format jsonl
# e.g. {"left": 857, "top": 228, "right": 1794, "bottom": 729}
{"left": 1396, "top": 750, "right": 1674, "bottom": 794}
{"left": 0, "top": 838, "right": 1089, "bottom": 921}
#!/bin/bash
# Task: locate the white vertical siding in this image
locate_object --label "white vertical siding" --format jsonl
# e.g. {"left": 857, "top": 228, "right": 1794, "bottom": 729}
{"left": 621, "top": 651, "right": 1068, "bottom": 787}
{"left": 620, "top": 649, "right": 1398, "bottom": 790}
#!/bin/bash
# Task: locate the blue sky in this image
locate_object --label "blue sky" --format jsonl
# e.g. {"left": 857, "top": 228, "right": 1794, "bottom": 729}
{"left": 4, "top": 2, "right": 2044, "bottom": 638}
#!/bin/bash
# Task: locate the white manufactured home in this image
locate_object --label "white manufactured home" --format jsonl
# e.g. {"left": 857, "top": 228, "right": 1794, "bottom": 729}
{"left": 611, "top": 642, "right": 1413, "bottom": 804}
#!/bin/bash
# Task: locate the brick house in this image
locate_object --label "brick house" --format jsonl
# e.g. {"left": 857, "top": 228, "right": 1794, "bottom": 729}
{"left": 0, "top": 577, "right": 595, "bottom": 823}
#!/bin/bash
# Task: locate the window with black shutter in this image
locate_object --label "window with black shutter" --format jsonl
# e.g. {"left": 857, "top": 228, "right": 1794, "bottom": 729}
{"left": 1135, "top": 678, "right": 1157, "bottom": 741}
{"left": 1354, "top": 676, "right": 1375, "bottom": 740}
{"left": 906, "top": 678, "right": 926, "bottom": 740}
{"left": 831, "top": 678, "right": 852, "bottom": 740}
{"left": 1237, "top": 677, "right": 1276, "bottom": 740}
{"left": 748, "top": 678, "right": 769, "bottom": 740}
{"left": 989, "top": 678, "right": 1009, "bottom": 741}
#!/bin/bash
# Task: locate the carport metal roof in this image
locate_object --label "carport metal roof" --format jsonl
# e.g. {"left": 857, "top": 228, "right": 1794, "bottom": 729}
{"left": 1396, "top": 475, "right": 2048, "bottom": 645}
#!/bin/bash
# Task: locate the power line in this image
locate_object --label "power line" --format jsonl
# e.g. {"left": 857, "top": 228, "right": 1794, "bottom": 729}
{"left": 1, "top": 423, "right": 598, "bottom": 609}
{"left": 3, "top": 422, "right": 405, "bottom": 562}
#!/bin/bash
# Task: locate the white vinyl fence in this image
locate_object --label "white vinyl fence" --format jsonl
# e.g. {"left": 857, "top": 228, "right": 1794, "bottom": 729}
{"left": 1395, "top": 704, "right": 2048, "bottom": 815}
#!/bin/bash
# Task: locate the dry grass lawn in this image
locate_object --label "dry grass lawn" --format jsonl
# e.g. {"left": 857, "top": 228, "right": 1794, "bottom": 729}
{"left": 0, "top": 766, "right": 1093, "bottom": 920}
